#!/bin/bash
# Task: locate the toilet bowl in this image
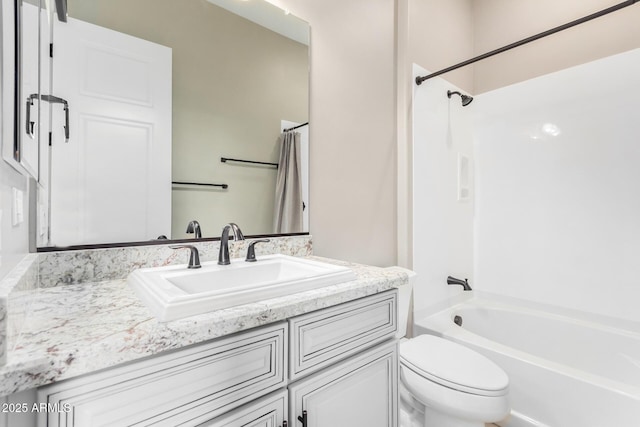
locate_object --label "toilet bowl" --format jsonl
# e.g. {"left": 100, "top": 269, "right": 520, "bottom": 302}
{"left": 388, "top": 267, "right": 510, "bottom": 427}
{"left": 400, "top": 335, "right": 509, "bottom": 427}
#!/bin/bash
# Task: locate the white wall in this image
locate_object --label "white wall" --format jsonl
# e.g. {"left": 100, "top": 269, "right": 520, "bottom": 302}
{"left": 412, "top": 64, "right": 475, "bottom": 317}
{"left": 0, "top": 166, "right": 29, "bottom": 281}
{"left": 1, "top": 1, "right": 31, "bottom": 280}
{"left": 272, "top": 0, "right": 397, "bottom": 266}
{"left": 472, "top": 0, "right": 640, "bottom": 94}
{"left": 407, "top": 0, "right": 474, "bottom": 93}
{"left": 474, "top": 49, "right": 640, "bottom": 322}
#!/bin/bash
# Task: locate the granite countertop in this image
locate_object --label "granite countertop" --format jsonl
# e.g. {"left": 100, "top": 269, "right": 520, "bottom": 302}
{"left": 0, "top": 256, "right": 407, "bottom": 396}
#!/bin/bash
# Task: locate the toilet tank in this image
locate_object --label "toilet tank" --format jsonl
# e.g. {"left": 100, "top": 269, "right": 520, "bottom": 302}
{"left": 385, "top": 267, "right": 416, "bottom": 339}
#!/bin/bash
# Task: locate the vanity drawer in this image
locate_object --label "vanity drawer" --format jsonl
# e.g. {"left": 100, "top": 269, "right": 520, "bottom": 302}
{"left": 196, "top": 389, "right": 287, "bottom": 427}
{"left": 38, "top": 323, "right": 287, "bottom": 427}
{"left": 289, "top": 290, "right": 397, "bottom": 380}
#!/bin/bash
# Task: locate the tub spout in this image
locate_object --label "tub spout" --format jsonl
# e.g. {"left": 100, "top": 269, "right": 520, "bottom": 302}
{"left": 447, "top": 276, "right": 472, "bottom": 291}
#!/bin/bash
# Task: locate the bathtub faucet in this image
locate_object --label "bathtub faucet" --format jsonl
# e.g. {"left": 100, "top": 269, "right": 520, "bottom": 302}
{"left": 447, "top": 276, "right": 472, "bottom": 291}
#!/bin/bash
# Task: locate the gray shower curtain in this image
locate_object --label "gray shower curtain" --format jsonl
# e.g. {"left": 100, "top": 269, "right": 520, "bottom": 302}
{"left": 273, "top": 131, "right": 303, "bottom": 233}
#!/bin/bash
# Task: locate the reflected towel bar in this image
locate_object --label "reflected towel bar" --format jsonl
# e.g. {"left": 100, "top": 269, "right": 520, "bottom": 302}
{"left": 172, "top": 181, "right": 228, "bottom": 189}
{"left": 283, "top": 122, "right": 308, "bottom": 132}
{"left": 220, "top": 157, "right": 278, "bottom": 168}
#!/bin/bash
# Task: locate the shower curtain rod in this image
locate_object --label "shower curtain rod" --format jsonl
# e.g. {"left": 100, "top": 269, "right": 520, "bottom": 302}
{"left": 283, "top": 122, "right": 309, "bottom": 132}
{"left": 415, "top": 0, "right": 639, "bottom": 85}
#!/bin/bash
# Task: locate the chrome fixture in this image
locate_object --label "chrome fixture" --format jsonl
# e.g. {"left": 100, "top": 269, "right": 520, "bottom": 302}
{"left": 245, "top": 240, "right": 270, "bottom": 262}
{"left": 186, "top": 220, "right": 202, "bottom": 239}
{"left": 447, "top": 90, "right": 473, "bottom": 106}
{"left": 218, "top": 223, "right": 245, "bottom": 265}
{"left": 170, "top": 245, "right": 201, "bottom": 269}
{"left": 447, "top": 275, "right": 472, "bottom": 291}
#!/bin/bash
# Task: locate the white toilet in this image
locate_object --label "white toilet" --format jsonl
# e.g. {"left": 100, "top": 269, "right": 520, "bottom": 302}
{"left": 391, "top": 268, "right": 510, "bottom": 427}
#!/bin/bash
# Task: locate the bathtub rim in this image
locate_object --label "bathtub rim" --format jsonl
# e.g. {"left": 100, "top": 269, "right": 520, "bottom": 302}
{"left": 415, "top": 290, "right": 640, "bottom": 335}
{"left": 413, "top": 294, "right": 640, "bottom": 401}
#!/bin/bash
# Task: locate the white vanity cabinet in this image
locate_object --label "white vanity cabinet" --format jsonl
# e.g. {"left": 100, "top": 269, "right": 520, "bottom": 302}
{"left": 37, "top": 323, "right": 288, "bottom": 427}
{"left": 287, "top": 291, "right": 398, "bottom": 427}
{"left": 31, "top": 290, "right": 398, "bottom": 427}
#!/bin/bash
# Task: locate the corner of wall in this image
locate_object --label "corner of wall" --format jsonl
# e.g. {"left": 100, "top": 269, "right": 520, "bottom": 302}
{"left": 0, "top": 161, "right": 30, "bottom": 281}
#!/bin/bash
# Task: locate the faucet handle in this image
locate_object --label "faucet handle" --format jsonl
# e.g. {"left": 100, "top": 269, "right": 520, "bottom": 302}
{"left": 170, "top": 245, "right": 201, "bottom": 269}
{"left": 245, "top": 240, "right": 270, "bottom": 262}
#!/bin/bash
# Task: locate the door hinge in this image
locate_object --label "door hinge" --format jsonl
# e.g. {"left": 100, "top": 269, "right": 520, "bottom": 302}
{"left": 50, "top": 43, "right": 53, "bottom": 58}
{"left": 48, "top": 132, "right": 52, "bottom": 146}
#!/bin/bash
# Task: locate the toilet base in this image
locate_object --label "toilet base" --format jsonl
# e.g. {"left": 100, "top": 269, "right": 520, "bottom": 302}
{"left": 423, "top": 405, "right": 485, "bottom": 427}
{"left": 400, "top": 395, "right": 485, "bottom": 427}
{"left": 399, "top": 391, "right": 423, "bottom": 427}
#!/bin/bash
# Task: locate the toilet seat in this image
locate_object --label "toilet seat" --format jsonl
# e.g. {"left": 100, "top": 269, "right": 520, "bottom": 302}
{"left": 400, "top": 335, "right": 508, "bottom": 397}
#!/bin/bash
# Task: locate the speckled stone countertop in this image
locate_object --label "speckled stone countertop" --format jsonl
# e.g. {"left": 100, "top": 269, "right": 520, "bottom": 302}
{"left": 0, "top": 256, "right": 407, "bottom": 397}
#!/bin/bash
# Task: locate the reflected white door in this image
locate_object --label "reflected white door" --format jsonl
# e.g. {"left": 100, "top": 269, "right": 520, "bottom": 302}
{"left": 49, "top": 16, "right": 171, "bottom": 246}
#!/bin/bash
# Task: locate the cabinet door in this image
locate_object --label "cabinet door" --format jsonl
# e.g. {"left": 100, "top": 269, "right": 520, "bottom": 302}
{"left": 197, "top": 390, "right": 287, "bottom": 427}
{"left": 38, "top": 323, "right": 287, "bottom": 427}
{"left": 289, "top": 341, "right": 398, "bottom": 427}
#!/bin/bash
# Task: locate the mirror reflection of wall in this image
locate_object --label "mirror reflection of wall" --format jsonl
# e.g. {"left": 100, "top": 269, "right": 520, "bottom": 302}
{"left": 38, "top": 0, "right": 309, "bottom": 247}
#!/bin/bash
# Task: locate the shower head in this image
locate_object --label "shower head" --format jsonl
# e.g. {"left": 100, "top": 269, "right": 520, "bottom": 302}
{"left": 447, "top": 90, "right": 473, "bottom": 106}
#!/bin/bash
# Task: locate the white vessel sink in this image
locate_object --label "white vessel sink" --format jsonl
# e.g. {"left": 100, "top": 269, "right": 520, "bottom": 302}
{"left": 127, "top": 254, "right": 356, "bottom": 322}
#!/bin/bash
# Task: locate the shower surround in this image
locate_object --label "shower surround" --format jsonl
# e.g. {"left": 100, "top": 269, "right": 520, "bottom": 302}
{"left": 473, "top": 48, "right": 640, "bottom": 323}
{"left": 412, "top": 48, "right": 640, "bottom": 425}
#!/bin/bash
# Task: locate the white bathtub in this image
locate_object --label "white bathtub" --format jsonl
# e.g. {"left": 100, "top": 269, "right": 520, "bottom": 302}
{"left": 414, "top": 296, "right": 640, "bottom": 427}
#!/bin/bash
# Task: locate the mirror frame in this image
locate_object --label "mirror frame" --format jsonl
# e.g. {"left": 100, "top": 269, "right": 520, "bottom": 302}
{"left": 36, "top": 232, "right": 310, "bottom": 252}
{"left": 1, "top": 0, "right": 24, "bottom": 174}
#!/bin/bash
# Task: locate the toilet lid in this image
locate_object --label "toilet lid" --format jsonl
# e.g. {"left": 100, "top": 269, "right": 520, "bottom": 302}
{"left": 400, "top": 335, "right": 509, "bottom": 397}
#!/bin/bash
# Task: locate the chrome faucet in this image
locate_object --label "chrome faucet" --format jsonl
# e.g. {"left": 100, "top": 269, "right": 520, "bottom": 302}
{"left": 186, "top": 220, "right": 202, "bottom": 239}
{"left": 218, "top": 223, "right": 245, "bottom": 265}
{"left": 447, "top": 276, "right": 472, "bottom": 291}
{"left": 170, "top": 245, "right": 201, "bottom": 269}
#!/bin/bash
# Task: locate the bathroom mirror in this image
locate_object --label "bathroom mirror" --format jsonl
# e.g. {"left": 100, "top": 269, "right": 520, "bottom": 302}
{"left": 29, "top": 0, "right": 309, "bottom": 248}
